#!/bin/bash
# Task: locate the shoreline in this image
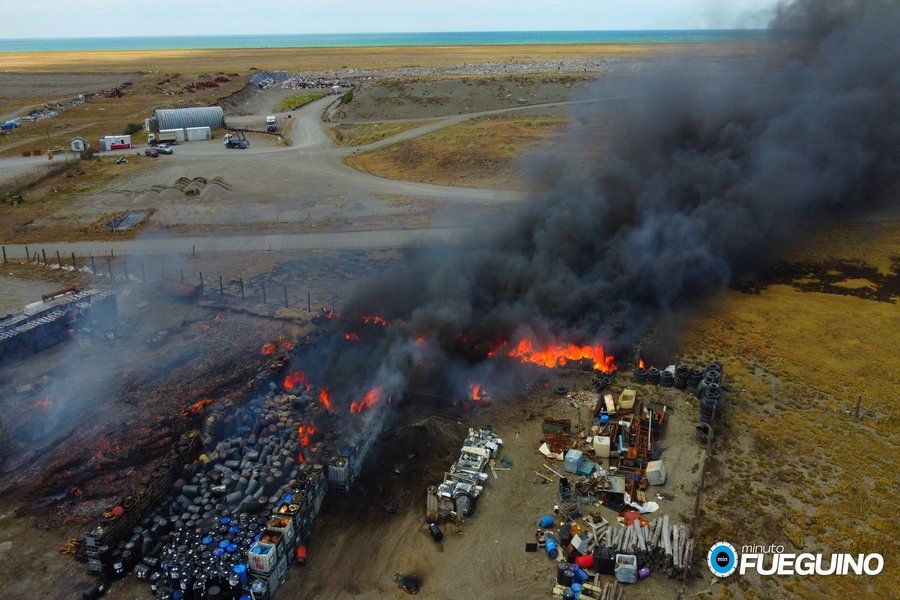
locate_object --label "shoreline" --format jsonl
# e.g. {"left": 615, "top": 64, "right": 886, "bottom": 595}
{"left": 0, "top": 42, "right": 769, "bottom": 73}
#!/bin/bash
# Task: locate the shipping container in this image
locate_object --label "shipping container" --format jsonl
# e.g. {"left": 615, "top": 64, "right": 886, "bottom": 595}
{"left": 185, "top": 126, "right": 211, "bottom": 141}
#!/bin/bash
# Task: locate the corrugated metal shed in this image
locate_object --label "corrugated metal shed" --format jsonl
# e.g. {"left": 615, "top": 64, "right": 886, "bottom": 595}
{"left": 154, "top": 107, "right": 224, "bottom": 131}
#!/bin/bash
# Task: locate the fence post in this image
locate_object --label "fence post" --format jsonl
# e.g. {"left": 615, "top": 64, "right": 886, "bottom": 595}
{"left": 71, "top": 252, "right": 77, "bottom": 269}
{"left": 107, "top": 257, "right": 112, "bottom": 277}
{"left": 123, "top": 260, "right": 128, "bottom": 280}
{"left": 219, "top": 275, "right": 224, "bottom": 296}
{"left": 56, "top": 250, "right": 61, "bottom": 267}
{"left": 307, "top": 291, "right": 311, "bottom": 312}
{"left": 42, "top": 249, "right": 47, "bottom": 264}
{"left": 25, "top": 245, "right": 29, "bottom": 260}
{"left": 2, "top": 246, "right": 6, "bottom": 263}
{"left": 239, "top": 278, "right": 244, "bottom": 300}
{"left": 199, "top": 272, "right": 204, "bottom": 293}
{"left": 283, "top": 285, "right": 288, "bottom": 308}
{"left": 192, "top": 245, "right": 196, "bottom": 257}
{"left": 262, "top": 282, "right": 267, "bottom": 304}
{"left": 91, "top": 255, "right": 96, "bottom": 274}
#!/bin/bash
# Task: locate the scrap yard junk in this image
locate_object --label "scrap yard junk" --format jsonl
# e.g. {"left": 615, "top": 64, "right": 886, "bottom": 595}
{"left": 538, "top": 359, "right": 727, "bottom": 597}
{"left": 74, "top": 360, "right": 387, "bottom": 600}
{"left": 0, "top": 288, "right": 117, "bottom": 363}
{"left": 427, "top": 427, "right": 503, "bottom": 523}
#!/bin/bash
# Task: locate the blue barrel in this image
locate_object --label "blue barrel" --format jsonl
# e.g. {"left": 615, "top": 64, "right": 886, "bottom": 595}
{"left": 226, "top": 543, "right": 238, "bottom": 553}
{"left": 562, "top": 589, "right": 575, "bottom": 600}
{"left": 572, "top": 583, "right": 582, "bottom": 599}
{"left": 218, "top": 540, "right": 230, "bottom": 549}
{"left": 573, "top": 566, "right": 589, "bottom": 583}
{"left": 545, "top": 537, "right": 559, "bottom": 559}
{"left": 539, "top": 516, "right": 555, "bottom": 529}
{"left": 220, "top": 517, "right": 231, "bottom": 525}
{"left": 233, "top": 564, "right": 248, "bottom": 586}
{"left": 201, "top": 536, "right": 213, "bottom": 546}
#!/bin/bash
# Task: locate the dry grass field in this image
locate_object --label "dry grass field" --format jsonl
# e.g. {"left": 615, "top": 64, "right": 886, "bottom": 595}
{"left": 345, "top": 115, "right": 567, "bottom": 188}
{"left": 675, "top": 220, "right": 900, "bottom": 599}
{"left": 0, "top": 43, "right": 760, "bottom": 74}
{"left": 326, "top": 119, "right": 436, "bottom": 146}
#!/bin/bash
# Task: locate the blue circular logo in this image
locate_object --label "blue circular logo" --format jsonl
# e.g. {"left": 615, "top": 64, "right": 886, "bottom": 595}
{"left": 707, "top": 541, "right": 738, "bottom": 577}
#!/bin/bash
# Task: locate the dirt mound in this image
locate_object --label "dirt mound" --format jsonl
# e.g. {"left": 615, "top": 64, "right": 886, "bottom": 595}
{"left": 362, "top": 416, "right": 468, "bottom": 491}
{"left": 157, "top": 187, "right": 186, "bottom": 202}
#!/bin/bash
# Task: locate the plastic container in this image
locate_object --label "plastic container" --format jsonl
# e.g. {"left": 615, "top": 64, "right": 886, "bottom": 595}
{"left": 639, "top": 566, "right": 651, "bottom": 579}
{"left": 545, "top": 536, "right": 559, "bottom": 559}
{"left": 573, "top": 554, "right": 594, "bottom": 569}
{"left": 615, "top": 554, "right": 638, "bottom": 584}
{"left": 247, "top": 541, "right": 277, "bottom": 574}
{"left": 539, "top": 516, "right": 555, "bottom": 529}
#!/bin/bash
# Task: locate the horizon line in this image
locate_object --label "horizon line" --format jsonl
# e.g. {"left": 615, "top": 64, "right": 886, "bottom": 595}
{"left": 0, "top": 28, "right": 770, "bottom": 42}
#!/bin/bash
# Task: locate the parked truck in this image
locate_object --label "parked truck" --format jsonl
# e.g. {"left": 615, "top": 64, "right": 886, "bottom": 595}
{"left": 223, "top": 132, "right": 248, "bottom": 149}
{"left": 148, "top": 131, "right": 179, "bottom": 145}
{"left": 265, "top": 116, "right": 277, "bottom": 133}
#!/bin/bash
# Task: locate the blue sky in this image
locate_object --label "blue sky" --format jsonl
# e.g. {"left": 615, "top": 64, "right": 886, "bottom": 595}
{"left": 4, "top": 0, "right": 779, "bottom": 39}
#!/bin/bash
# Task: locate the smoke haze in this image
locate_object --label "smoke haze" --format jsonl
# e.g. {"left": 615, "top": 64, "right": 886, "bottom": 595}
{"left": 316, "top": 0, "right": 899, "bottom": 404}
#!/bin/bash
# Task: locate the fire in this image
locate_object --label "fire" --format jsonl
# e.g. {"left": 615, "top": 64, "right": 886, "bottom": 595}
{"left": 318, "top": 388, "right": 332, "bottom": 411}
{"left": 415, "top": 336, "right": 426, "bottom": 346}
{"left": 639, "top": 358, "right": 646, "bottom": 369}
{"left": 261, "top": 343, "right": 277, "bottom": 355}
{"left": 181, "top": 398, "right": 214, "bottom": 417}
{"left": 298, "top": 423, "right": 317, "bottom": 447}
{"left": 322, "top": 307, "right": 337, "bottom": 319}
{"left": 344, "top": 332, "right": 360, "bottom": 341}
{"left": 362, "top": 314, "right": 390, "bottom": 326}
{"left": 297, "top": 452, "right": 306, "bottom": 464}
{"left": 284, "top": 371, "right": 311, "bottom": 391}
{"left": 469, "top": 383, "right": 489, "bottom": 402}
{"left": 507, "top": 339, "right": 616, "bottom": 372}
{"left": 350, "top": 387, "right": 384, "bottom": 414}
{"left": 281, "top": 340, "right": 294, "bottom": 350}
{"left": 34, "top": 396, "right": 53, "bottom": 408}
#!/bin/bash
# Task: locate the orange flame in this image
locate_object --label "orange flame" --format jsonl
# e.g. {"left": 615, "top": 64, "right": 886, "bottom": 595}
{"left": 362, "top": 315, "right": 390, "bottom": 326}
{"left": 507, "top": 339, "right": 616, "bottom": 372}
{"left": 298, "top": 423, "right": 318, "bottom": 446}
{"left": 469, "top": 383, "right": 488, "bottom": 402}
{"left": 297, "top": 452, "right": 306, "bottom": 464}
{"left": 415, "top": 336, "right": 426, "bottom": 346}
{"left": 322, "top": 307, "right": 337, "bottom": 319}
{"left": 350, "top": 387, "right": 384, "bottom": 414}
{"left": 639, "top": 358, "right": 646, "bottom": 369}
{"left": 261, "top": 342, "right": 277, "bottom": 355}
{"left": 34, "top": 396, "right": 54, "bottom": 408}
{"left": 284, "top": 371, "right": 311, "bottom": 391}
{"left": 181, "top": 398, "right": 214, "bottom": 417}
{"left": 318, "top": 388, "right": 332, "bottom": 411}
{"left": 344, "top": 332, "right": 360, "bottom": 341}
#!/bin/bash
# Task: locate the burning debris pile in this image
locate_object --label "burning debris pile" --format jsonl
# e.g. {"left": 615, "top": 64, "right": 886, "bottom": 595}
{"left": 74, "top": 344, "right": 396, "bottom": 600}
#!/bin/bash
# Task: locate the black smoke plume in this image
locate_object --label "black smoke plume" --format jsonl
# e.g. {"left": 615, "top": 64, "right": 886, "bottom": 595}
{"left": 314, "top": 0, "right": 899, "bottom": 405}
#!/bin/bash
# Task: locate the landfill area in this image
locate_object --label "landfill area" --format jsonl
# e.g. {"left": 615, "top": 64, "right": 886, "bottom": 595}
{"left": 26, "top": 290, "right": 720, "bottom": 600}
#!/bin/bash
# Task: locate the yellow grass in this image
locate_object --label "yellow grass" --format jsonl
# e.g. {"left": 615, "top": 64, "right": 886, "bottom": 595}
{"left": 0, "top": 43, "right": 761, "bottom": 74}
{"left": 0, "top": 155, "right": 158, "bottom": 243}
{"left": 326, "top": 120, "right": 436, "bottom": 146}
{"left": 344, "top": 115, "right": 567, "bottom": 188}
{"left": 278, "top": 90, "right": 329, "bottom": 111}
{"left": 680, "top": 221, "right": 900, "bottom": 599}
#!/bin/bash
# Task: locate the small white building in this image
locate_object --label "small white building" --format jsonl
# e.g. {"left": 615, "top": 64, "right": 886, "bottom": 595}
{"left": 160, "top": 128, "right": 186, "bottom": 143}
{"left": 70, "top": 136, "right": 87, "bottom": 154}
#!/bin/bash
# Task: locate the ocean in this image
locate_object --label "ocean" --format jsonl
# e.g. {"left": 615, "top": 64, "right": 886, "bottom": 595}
{"left": 0, "top": 30, "right": 770, "bottom": 53}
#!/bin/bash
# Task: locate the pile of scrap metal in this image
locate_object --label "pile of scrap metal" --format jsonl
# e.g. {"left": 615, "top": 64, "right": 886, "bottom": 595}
{"left": 540, "top": 511, "right": 694, "bottom": 597}
{"left": 0, "top": 288, "right": 117, "bottom": 362}
{"left": 75, "top": 368, "right": 386, "bottom": 599}
{"left": 426, "top": 426, "right": 502, "bottom": 522}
